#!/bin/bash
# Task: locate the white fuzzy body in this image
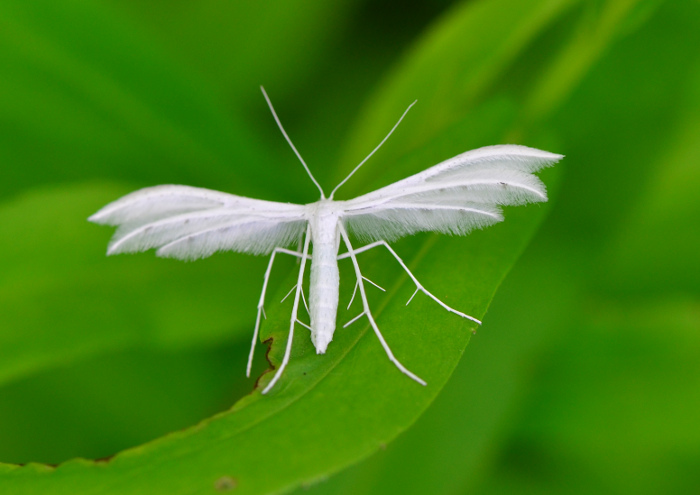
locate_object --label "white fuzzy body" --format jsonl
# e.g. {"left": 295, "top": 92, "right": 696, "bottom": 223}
{"left": 307, "top": 201, "right": 341, "bottom": 354}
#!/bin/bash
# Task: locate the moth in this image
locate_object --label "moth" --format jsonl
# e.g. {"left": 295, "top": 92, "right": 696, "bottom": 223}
{"left": 89, "top": 87, "right": 562, "bottom": 394}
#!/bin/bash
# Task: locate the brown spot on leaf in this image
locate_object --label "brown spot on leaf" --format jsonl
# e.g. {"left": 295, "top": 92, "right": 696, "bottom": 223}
{"left": 253, "top": 337, "right": 276, "bottom": 390}
{"left": 215, "top": 476, "right": 238, "bottom": 492}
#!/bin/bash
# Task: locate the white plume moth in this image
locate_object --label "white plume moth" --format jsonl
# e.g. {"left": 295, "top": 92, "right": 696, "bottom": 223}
{"left": 89, "top": 87, "right": 562, "bottom": 394}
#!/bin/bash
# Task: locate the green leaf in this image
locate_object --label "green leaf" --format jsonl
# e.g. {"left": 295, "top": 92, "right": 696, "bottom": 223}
{"left": 290, "top": 245, "right": 581, "bottom": 495}
{"left": 0, "top": 199, "right": 550, "bottom": 495}
{"left": 5, "top": 0, "right": 696, "bottom": 492}
{"left": 0, "top": 0, "right": 571, "bottom": 493}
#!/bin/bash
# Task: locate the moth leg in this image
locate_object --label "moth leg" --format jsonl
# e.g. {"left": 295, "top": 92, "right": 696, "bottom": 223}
{"left": 280, "top": 283, "right": 310, "bottom": 316}
{"left": 343, "top": 311, "right": 365, "bottom": 328}
{"left": 299, "top": 284, "right": 310, "bottom": 314}
{"left": 262, "top": 226, "right": 312, "bottom": 394}
{"left": 248, "top": 245, "right": 312, "bottom": 378}
{"left": 338, "top": 224, "right": 426, "bottom": 386}
{"left": 347, "top": 276, "right": 385, "bottom": 311}
{"left": 339, "top": 240, "right": 481, "bottom": 326}
{"left": 295, "top": 319, "right": 312, "bottom": 331}
{"left": 280, "top": 284, "right": 298, "bottom": 303}
{"left": 347, "top": 280, "right": 359, "bottom": 310}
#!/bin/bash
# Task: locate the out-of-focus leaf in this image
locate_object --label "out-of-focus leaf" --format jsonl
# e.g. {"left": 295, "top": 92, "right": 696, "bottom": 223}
{"left": 109, "top": 0, "right": 360, "bottom": 103}
{"left": 476, "top": 298, "right": 700, "bottom": 495}
{"left": 0, "top": 0, "right": 281, "bottom": 200}
{"left": 545, "top": 0, "right": 700, "bottom": 251}
{"left": 336, "top": 0, "right": 577, "bottom": 188}
{"left": 0, "top": 344, "right": 244, "bottom": 465}
{"left": 599, "top": 64, "right": 700, "bottom": 294}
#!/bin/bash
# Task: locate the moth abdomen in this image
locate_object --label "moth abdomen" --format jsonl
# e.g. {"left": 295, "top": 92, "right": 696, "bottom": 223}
{"left": 308, "top": 214, "right": 341, "bottom": 354}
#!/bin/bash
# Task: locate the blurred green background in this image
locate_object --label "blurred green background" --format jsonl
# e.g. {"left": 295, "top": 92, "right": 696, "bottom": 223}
{"left": 1, "top": 0, "right": 699, "bottom": 494}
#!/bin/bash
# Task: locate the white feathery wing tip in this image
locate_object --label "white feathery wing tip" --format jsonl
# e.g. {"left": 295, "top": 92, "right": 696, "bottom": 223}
{"left": 341, "top": 144, "right": 563, "bottom": 243}
{"left": 88, "top": 184, "right": 308, "bottom": 259}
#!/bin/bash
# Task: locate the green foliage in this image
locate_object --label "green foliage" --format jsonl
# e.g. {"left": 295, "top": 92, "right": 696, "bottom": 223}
{"left": 0, "top": 0, "right": 698, "bottom": 494}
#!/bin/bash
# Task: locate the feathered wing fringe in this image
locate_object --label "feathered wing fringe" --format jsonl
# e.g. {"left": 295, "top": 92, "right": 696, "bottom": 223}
{"left": 342, "top": 144, "right": 562, "bottom": 242}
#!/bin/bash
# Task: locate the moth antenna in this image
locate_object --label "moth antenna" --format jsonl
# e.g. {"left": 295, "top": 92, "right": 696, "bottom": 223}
{"left": 329, "top": 100, "right": 416, "bottom": 199}
{"left": 260, "top": 86, "right": 326, "bottom": 199}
